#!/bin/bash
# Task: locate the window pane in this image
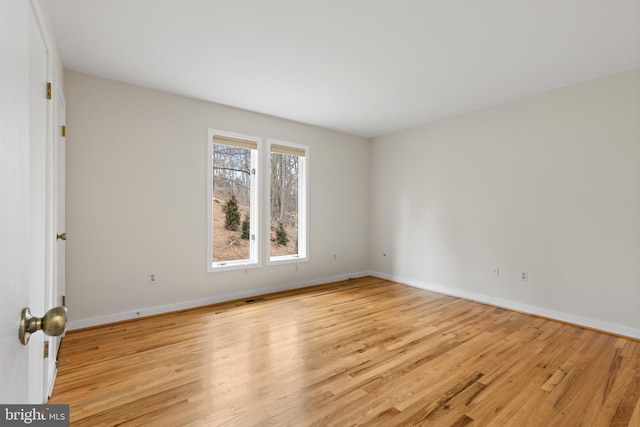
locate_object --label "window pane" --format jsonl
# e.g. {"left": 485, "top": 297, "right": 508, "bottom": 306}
{"left": 212, "top": 142, "right": 253, "bottom": 263}
{"left": 270, "top": 151, "right": 300, "bottom": 257}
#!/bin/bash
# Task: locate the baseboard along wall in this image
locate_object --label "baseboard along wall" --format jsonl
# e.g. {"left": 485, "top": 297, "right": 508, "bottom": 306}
{"left": 67, "top": 271, "right": 369, "bottom": 330}
{"left": 368, "top": 271, "right": 640, "bottom": 340}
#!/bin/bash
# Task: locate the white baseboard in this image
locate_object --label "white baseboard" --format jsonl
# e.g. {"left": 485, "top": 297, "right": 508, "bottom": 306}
{"left": 368, "top": 271, "right": 640, "bottom": 340}
{"left": 67, "top": 271, "right": 369, "bottom": 330}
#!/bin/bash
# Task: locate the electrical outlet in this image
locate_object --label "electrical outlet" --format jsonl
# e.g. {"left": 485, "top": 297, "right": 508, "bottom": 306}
{"left": 492, "top": 266, "right": 500, "bottom": 277}
{"left": 520, "top": 271, "right": 528, "bottom": 282}
{"left": 148, "top": 273, "right": 157, "bottom": 284}
{"left": 333, "top": 254, "right": 337, "bottom": 260}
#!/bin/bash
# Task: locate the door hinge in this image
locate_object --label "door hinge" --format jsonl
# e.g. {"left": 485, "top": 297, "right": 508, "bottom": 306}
{"left": 61, "top": 295, "right": 66, "bottom": 307}
{"left": 61, "top": 125, "right": 66, "bottom": 137}
{"left": 46, "top": 82, "right": 52, "bottom": 100}
{"left": 43, "top": 341, "right": 49, "bottom": 358}
{"left": 251, "top": 168, "right": 256, "bottom": 175}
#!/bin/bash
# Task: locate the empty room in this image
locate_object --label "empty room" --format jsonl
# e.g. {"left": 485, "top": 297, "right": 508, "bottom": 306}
{"left": 2, "top": 0, "right": 640, "bottom": 425}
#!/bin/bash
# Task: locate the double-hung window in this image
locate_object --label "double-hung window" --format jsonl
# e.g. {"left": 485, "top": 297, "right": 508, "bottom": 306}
{"left": 207, "top": 130, "right": 308, "bottom": 272}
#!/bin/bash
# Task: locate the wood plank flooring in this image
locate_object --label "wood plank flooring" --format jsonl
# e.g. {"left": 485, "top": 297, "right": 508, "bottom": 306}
{"left": 49, "top": 277, "right": 640, "bottom": 426}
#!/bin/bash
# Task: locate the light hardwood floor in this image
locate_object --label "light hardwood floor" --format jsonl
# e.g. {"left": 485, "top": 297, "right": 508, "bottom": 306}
{"left": 50, "top": 277, "right": 640, "bottom": 426}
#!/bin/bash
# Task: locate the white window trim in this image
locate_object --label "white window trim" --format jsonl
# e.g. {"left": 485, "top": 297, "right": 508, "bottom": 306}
{"left": 207, "top": 128, "right": 261, "bottom": 272}
{"left": 266, "top": 138, "right": 309, "bottom": 265}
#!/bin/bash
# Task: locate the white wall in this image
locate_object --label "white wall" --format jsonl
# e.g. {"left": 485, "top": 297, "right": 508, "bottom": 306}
{"left": 370, "top": 68, "right": 640, "bottom": 338}
{"left": 66, "top": 67, "right": 640, "bottom": 338}
{"left": 65, "top": 71, "right": 370, "bottom": 328}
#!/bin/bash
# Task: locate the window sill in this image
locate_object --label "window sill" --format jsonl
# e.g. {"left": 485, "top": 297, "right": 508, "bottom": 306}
{"left": 208, "top": 261, "right": 259, "bottom": 273}
{"left": 268, "top": 255, "right": 308, "bottom": 266}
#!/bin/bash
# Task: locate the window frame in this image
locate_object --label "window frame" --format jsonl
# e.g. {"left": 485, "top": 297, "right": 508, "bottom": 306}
{"left": 266, "top": 138, "right": 309, "bottom": 265}
{"left": 207, "top": 128, "right": 261, "bottom": 272}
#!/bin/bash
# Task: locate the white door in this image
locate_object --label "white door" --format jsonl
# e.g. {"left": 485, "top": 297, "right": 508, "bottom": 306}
{"left": 0, "top": 0, "right": 32, "bottom": 403}
{"left": 27, "top": 0, "right": 50, "bottom": 404}
{"left": 0, "top": 0, "right": 50, "bottom": 403}
{"left": 45, "top": 86, "right": 66, "bottom": 397}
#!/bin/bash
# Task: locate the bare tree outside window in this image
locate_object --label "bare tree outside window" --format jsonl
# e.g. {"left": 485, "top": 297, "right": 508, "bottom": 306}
{"left": 270, "top": 151, "right": 300, "bottom": 257}
{"left": 212, "top": 143, "right": 252, "bottom": 262}
{"left": 208, "top": 131, "right": 307, "bottom": 270}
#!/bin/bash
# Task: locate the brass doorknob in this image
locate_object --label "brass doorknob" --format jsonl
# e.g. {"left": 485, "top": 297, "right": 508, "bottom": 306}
{"left": 19, "top": 306, "right": 68, "bottom": 345}
{"left": 57, "top": 232, "right": 67, "bottom": 240}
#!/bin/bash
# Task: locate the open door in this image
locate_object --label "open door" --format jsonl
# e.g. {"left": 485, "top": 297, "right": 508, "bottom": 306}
{"left": 25, "top": 0, "right": 50, "bottom": 403}
{"left": 0, "top": 0, "right": 33, "bottom": 404}
{"left": 0, "top": 1, "right": 64, "bottom": 404}
{"left": 45, "top": 85, "right": 67, "bottom": 398}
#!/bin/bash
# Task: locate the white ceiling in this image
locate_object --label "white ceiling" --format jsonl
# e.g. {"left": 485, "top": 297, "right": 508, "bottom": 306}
{"left": 48, "top": 0, "right": 640, "bottom": 138}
